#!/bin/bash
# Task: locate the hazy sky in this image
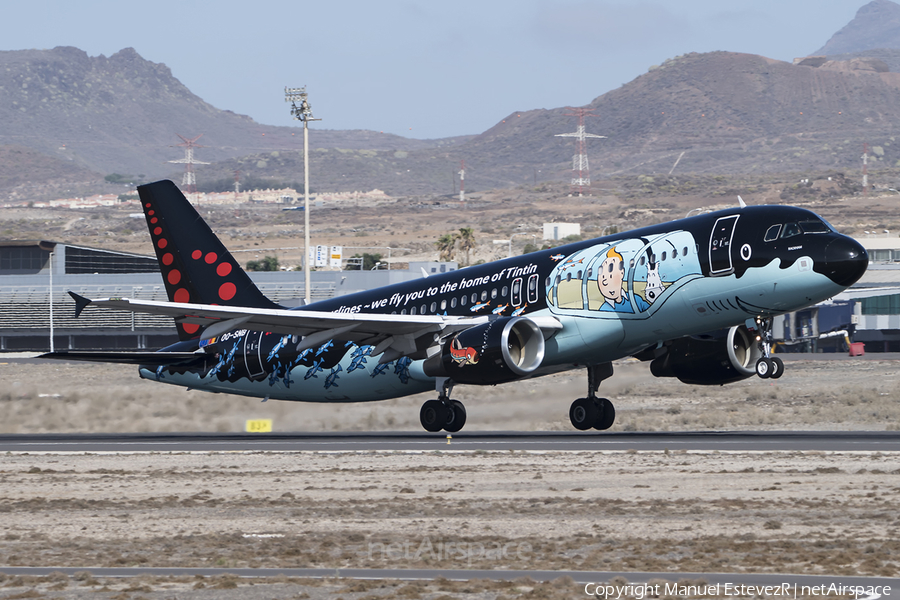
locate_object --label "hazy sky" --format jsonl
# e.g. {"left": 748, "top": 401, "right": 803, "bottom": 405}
{"left": 2, "top": 0, "right": 865, "bottom": 139}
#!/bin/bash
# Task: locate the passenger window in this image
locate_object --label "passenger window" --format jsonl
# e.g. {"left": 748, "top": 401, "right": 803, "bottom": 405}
{"left": 480, "top": 290, "right": 487, "bottom": 302}
{"left": 451, "top": 297, "right": 457, "bottom": 308}
{"left": 410, "top": 306, "right": 416, "bottom": 315}
{"left": 764, "top": 224, "right": 781, "bottom": 242}
{"left": 430, "top": 302, "right": 437, "bottom": 312}
{"left": 587, "top": 267, "right": 593, "bottom": 278}
{"left": 401, "top": 309, "right": 407, "bottom": 315}
{"left": 672, "top": 248, "right": 678, "bottom": 258}
{"left": 661, "top": 252, "right": 667, "bottom": 262}
{"left": 440, "top": 299, "right": 447, "bottom": 311}
{"left": 781, "top": 223, "right": 801, "bottom": 239}
{"left": 576, "top": 270, "right": 582, "bottom": 279}
{"left": 471, "top": 293, "right": 478, "bottom": 304}
{"left": 501, "top": 285, "right": 508, "bottom": 297}
{"left": 461, "top": 295, "right": 467, "bottom": 306}
{"left": 566, "top": 271, "right": 572, "bottom": 282}
{"left": 683, "top": 246, "right": 688, "bottom": 256}
{"left": 420, "top": 304, "right": 427, "bottom": 314}
{"left": 491, "top": 288, "right": 498, "bottom": 299}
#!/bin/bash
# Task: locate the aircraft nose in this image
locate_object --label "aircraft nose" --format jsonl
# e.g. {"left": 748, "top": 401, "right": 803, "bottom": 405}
{"left": 818, "top": 236, "right": 868, "bottom": 287}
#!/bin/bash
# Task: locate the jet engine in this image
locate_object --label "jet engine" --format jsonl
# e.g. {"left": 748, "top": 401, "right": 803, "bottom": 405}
{"left": 649, "top": 324, "right": 762, "bottom": 385}
{"left": 424, "top": 317, "right": 545, "bottom": 384}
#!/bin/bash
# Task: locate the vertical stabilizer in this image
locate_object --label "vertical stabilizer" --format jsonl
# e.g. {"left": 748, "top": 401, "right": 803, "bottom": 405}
{"left": 137, "top": 180, "right": 281, "bottom": 340}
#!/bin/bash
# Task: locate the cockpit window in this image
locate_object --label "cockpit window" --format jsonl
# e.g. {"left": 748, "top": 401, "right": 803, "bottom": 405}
{"left": 799, "top": 219, "right": 829, "bottom": 234}
{"left": 764, "top": 224, "right": 781, "bottom": 242}
{"left": 781, "top": 223, "right": 801, "bottom": 239}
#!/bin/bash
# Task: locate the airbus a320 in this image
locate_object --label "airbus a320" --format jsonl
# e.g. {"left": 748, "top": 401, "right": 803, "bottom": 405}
{"left": 41, "top": 180, "right": 868, "bottom": 432}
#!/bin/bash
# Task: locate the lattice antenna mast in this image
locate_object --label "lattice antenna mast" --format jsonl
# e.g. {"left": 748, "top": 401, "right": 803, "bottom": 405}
{"left": 169, "top": 134, "right": 209, "bottom": 196}
{"left": 555, "top": 108, "right": 606, "bottom": 196}
{"left": 233, "top": 169, "right": 241, "bottom": 200}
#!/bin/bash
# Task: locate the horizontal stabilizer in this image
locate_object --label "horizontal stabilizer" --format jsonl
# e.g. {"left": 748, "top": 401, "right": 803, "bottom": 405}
{"left": 38, "top": 351, "right": 206, "bottom": 365}
{"left": 68, "top": 291, "right": 92, "bottom": 318}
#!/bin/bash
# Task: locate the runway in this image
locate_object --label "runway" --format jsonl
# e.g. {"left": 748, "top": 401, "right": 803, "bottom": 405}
{"left": 1, "top": 430, "right": 899, "bottom": 452}
{"left": 1, "top": 566, "right": 897, "bottom": 590}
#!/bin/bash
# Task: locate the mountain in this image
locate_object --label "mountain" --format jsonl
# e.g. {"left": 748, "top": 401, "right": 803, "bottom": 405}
{"left": 194, "top": 50, "right": 900, "bottom": 195}
{"left": 0, "top": 47, "right": 466, "bottom": 190}
{"left": 814, "top": 0, "right": 900, "bottom": 55}
{"left": 6, "top": 40, "right": 900, "bottom": 200}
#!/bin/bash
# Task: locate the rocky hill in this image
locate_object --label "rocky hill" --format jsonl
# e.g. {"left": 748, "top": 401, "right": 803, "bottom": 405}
{"left": 815, "top": 0, "right": 900, "bottom": 55}
{"left": 195, "top": 50, "right": 900, "bottom": 195}
{"left": 0, "top": 46, "right": 467, "bottom": 199}
{"left": 7, "top": 33, "right": 900, "bottom": 199}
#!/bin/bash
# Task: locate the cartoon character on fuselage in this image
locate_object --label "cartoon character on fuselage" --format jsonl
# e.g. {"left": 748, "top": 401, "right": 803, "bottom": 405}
{"left": 598, "top": 247, "right": 649, "bottom": 313}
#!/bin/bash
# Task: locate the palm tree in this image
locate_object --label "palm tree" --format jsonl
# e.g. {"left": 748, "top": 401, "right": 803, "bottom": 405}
{"left": 435, "top": 233, "right": 457, "bottom": 262}
{"left": 457, "top": 227, "right": 476, "bottom": 267}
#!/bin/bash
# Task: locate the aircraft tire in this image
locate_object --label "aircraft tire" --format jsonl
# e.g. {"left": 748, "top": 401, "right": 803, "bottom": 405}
{"left": 569, "top": 398, "right": 599, "bottom": 431}
{"left": 770, "top": 356, "right": 784, "bottom": 379}
{"left": 755, "top": 357, "right": 772, "bottom": 379}
{"left": 444, "top": 400, "right": 467, "bottom": 433}
{"left": 593, "top": 398, "right": 616, "bottom": 431}
{"left": 420, "top": 400, "right": 449, "bottom": 432}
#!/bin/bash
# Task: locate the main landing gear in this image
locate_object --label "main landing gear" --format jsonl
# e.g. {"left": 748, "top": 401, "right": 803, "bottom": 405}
{"left": 420, "top": 378, "right": 467, "bottom": 433}
{"left": 569, "top": 363, "right": 616, "bottom": 431}
{"left": 753, "top": 317, "right": 784, "bottom": 380}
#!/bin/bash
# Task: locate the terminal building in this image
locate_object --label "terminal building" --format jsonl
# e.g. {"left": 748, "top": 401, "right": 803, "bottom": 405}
{"left": 0, "top": 240, "right": 455, "bottom": 351}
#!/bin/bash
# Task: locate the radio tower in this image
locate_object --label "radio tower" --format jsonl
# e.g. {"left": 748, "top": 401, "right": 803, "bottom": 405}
{"left": 555, "top": 108, "right": 606, "bottom": 196}
{"left": 169, "top": 134, "right": 209, "bottom": 198}
{"left": 233, "top": 169, "right": 241, "bottom": 201}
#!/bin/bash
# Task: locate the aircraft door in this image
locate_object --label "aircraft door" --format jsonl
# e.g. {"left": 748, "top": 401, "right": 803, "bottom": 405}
{"left": 709, "top": 215, "right": 739, "bottom": 275}
{"left": 243, "top": 331, "right": 266, "bottom": 379}
{"left": 511, "top": 277, "right": 524, "bottom": 306}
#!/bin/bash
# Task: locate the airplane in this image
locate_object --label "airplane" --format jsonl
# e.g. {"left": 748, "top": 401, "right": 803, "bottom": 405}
{"left": 40, "top": 180, "right": 868, "bottom": 433}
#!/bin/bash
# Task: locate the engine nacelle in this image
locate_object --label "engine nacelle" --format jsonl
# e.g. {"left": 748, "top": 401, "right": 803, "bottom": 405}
{"left": 650, "top": 325, "right": 762, "bottom": 385}
{"left": 425, "top": 317, "right": 545, "bottom": 385}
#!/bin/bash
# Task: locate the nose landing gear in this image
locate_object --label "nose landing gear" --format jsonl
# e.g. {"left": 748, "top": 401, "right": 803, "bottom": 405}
{"left": 420, "top": 378, "right": 467, "bottom": 433}
{"left": 569, "top": 363, "right": 616, "bottom": 431}
{"left": 753, "top": 317, "right": 784, "bottom": 380}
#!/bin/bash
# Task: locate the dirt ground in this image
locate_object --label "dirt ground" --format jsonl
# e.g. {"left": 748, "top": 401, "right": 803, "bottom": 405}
{"left": 1, "top": 356, "right": 898, "bottom": 434}
{"left": 0, "top": 357, "right": 899, "bottom": 599}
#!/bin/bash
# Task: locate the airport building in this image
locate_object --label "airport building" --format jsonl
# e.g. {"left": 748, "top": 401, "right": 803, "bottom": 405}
{"left": 0, "top": 240, "right": 456, "bottom": 351}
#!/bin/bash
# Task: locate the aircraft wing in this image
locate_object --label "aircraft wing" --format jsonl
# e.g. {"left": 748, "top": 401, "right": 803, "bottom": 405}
{"left": 68, "top": 293, "right": 495, "bottom": 362}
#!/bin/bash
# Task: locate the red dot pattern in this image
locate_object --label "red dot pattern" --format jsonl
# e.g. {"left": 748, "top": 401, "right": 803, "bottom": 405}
{"left": 219, "top": 282, "right": 237, "bottom": 301}
{"left": 143, "top": 196, "right": 244, "bottom": 326}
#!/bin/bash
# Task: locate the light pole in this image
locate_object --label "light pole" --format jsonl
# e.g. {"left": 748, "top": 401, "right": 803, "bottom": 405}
{"left": 285, "top": 86, "right": 321, "bottom": 304}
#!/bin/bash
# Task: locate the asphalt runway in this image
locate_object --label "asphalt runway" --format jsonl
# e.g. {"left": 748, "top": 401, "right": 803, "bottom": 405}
{"left": 1, "top": 566, "right": 897, "bottom": 591}
{"left": 1, "top": 430, "right": 899, "bottom": 452}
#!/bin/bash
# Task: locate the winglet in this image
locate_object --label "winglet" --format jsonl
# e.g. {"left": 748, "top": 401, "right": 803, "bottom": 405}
{"left": 68, "top": 291, "right": 92, "bottom": 318}
{"left": 737, "top": 195, "right": 747, "bottom": 208}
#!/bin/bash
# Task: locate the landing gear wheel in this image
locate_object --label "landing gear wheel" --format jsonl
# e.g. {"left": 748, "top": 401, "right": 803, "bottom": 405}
{"left": 770, "top": 356, "right": 784, "bottom": 379}
{"left": 420, "top": 399, "right": 449, "bottom": 432}
{"left": 569, "top": 397, "right": 599, "bottom": 431}
{"left": 593, "top": 398, "right": 616, "bottom": 431}
{"left": 756, "top": 357, "right": 772, "bottom": 379}
{"left": 444, "top": 400, "right": 467, "bottom": 433}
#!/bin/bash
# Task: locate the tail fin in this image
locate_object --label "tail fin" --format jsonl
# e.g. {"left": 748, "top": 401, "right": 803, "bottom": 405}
{"left": 137, "top": 180, "right": 281, "bottom": 340}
